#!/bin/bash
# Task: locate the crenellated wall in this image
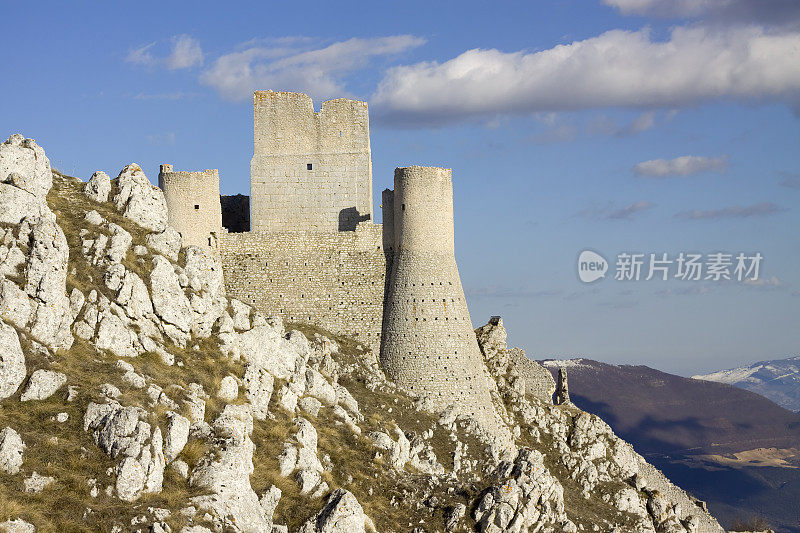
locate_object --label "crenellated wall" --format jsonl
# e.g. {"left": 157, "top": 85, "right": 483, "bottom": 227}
{"left": 217, "top": 222, "right": 387, "bottom": 351}
{"left": 250, "top": 91, "right": 373, "bottom": 232}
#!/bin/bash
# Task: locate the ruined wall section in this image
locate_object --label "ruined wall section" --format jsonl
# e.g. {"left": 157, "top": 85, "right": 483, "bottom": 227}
{"left": 380, "top": 167, "right": 511, "bottom": 444}
{"left": 250, "top": 91, "right": 373, "bottom": 232}
{"left": 218, "top": 223, "right": 386, "bottom": 350}
{"left": 159, "top": 164, "right": 222, "bottom": 250}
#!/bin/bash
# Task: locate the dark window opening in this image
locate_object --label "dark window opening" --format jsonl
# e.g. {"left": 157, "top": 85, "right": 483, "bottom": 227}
{"left": 307, "top": 163, "right": 313, "bottom": 170}
{"left": 401, "top": 203, "right": 406, "bottom": 211}
{"left": 194, "top": 204, "right": 199, "bottom": 210}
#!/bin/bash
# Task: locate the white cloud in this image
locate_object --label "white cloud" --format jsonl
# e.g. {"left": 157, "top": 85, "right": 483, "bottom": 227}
{"left": 743, "top": 275, "right": 782, "bottom": 287}
{"left": 587, "top": 111, "right": 658, "bottom": 137}
{"left": 126, "top": 42, "right": 157, "bottom": 66}
{"left": 602, "top": 0, "right": 800, "bottom": 26}
{"left": 633, "top": 155, "right": 727, "bottom": 177}
{"left": 126, "top": 35, "right": 203, "bottom": 70}
{"left": 371, "top": 25, "right": 800, "bottom": 126}
{"left": 200, "top": 35, "right": 426, "bottom": 102}
{"left": 578, "top": 200, "right": 654, "bottom": 220}
{"left": 675, "top": 201, "right": 784, "bottom": 219}
{"left": 603, "top": 0, "right": 728, "bottom": 17}
{"left": 146, "top": 132, "right": 175, "bottom": 146}
{"left": 166, "top": 35, "right": 203, "bottom": 70}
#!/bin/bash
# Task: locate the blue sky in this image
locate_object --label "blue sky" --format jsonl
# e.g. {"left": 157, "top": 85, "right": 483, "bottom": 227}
{"left": 2, "top": 0, "right": 799, "bottom": 375}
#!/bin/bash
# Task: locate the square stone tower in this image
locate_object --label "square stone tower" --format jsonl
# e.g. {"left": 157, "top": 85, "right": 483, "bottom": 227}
{"left": 250, "top": 91, "right": 373, "bottom": 232}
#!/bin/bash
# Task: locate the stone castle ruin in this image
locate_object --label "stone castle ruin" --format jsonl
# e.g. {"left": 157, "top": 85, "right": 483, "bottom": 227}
{"left": 159, "top": 90, "right": 534, "bottom": 439}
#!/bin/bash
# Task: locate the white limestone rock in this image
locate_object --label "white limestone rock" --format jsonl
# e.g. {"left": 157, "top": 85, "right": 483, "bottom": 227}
{"left": 0, "top": 518, "right": 36, "bottom": 533}
{"left": 230, "top": 299, "right": 251, "bottom": 331}
{"left": 164, "top": 412, "right": 190, "bottom": 464}
{"left": 0, "top": 278, "right": 32, "bottom": 329}
{"left": 83, "top": 401, "right": 164, "bottom": 502}
{"left": 217, "top": 375, "right": 239, "bottom": 402}
{"left": 0, "top": 427, "right": 25, "bottom": 475}
{"left": 298, "top": 489, "right": 373, "bottom": 533}
{"left": 111, "top": 164, "right": 168, "bottom": 232}
{"left": 0, "top": 244, "right": 26, "bottom": 278}
{"left": 20, "top": 369, "right": 67, "bottom": 401}
{"left": 189, "top": 405, "right": 268, "bottom": 532}
{"left": 0, "top": 183, "right": 48, "bottom": 226}
{"left": 298, "top": 397, "right": 322, "bottom": 417}
{"left": 106, "top": 223, "right": 132, "bottom": 264}
{"left": 24, "top": 217, "right": 73, "bottom": 350}
{"left": 150, "top": 255, "right": 192, "bottom": 342}
{"left": 0, "top": 322, "right": 26, "bottom": 400}
{"left": 84, "top": 171, "right": 111, "bottom": 202}
{"left": 0, "top": 134, "right": 53, "bottom": 199}
{"left": 239, "top": 326, "right": 310, "bottom": 382}
{"left": 145, "top": 227, "right": 182, "bottom": 262}
{"left": 23, "top": 471, "right": 55, "bottom": 493}
{"left": 95, "top": 313, "right": 141, "bottom": 358}
{"left": 243, "top": 363, "right": 274, "bottom": 420}
{"left": 304, "top": 368, "right": 337, "bottom": 406}
{"left": 183, "top": 246, "right": 224, "bottom": 296}
{"left": 260, "top": 485, "right": 282, "bottom": 522}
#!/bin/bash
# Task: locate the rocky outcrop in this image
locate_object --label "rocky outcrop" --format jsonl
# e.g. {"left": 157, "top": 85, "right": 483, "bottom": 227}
{"left": 476, "top": 317, "right": 555, "bottom": 402}
{"left": 111, "top": 164, "right": 168, "bottom": 232}
{"left": 0, "top": 427, "right": 25, "bottom": 475}
{"left": 0, "top": 134, "right": 52, "bottom": 199}
{"left": 189, "top": 405, "right": 269, "bottom": 532}
{"left": 83, "top": 171, "right": 110, "bottom": 202}
{"left": 299, "top": 489, "right": 375, "bottom": 533}
{"left": 0, "top": 323, "right": 25, "bottom": 400}
{"left": 83, "top": 401, "right": 165, "bottom": 502}
{"left": 19, "top": 369, "right": 66, "bottom": 401}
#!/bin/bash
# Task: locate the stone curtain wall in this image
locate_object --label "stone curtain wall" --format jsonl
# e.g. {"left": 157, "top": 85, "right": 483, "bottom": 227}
{"left": 250, "top": 91, "right": 373, "bottom": 232}
{"left": 217, "top": 223, "right": 386, "bottom": 351}
{"left": 159, "top": 164, "right": 222, "bottom": 250}
{"left": 380, "top": 167, "right": 504, "bottom": 435}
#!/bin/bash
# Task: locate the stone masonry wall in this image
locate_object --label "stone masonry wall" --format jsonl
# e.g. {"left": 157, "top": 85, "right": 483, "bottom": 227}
{"left": 380, "top": 167, "right": 509, "bottom": 442}
{"left": 217, "top": 222, "right": 386, "bottom": 351}
{"left": 250, "top": 91, "right": 373, "bottom": 232}
{"left": 159, "top": 164, "right": 222, "bottom": 250}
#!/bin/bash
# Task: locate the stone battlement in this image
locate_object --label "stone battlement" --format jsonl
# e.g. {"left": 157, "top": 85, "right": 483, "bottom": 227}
{"left": 159, "top": 91, "right": 525, "bottom": 442}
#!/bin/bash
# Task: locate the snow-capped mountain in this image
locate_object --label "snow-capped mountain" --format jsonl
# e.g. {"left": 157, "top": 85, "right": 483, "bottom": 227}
{"left": 693, "top": 356, "right": 800, "bottom": 412}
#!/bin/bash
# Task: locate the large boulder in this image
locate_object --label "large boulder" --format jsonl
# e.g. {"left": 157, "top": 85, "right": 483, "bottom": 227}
{"left": 150, "top": 255, "right": 192, "bottom": 342}
{"left": 83, "top": 171, "right": 111, "bottom": 202}
{"left": 83, "top": 401, "right": 165, "bottom": 502}
{"left": 299, "top": 489, "right": 374, "bottom": 533}
{"left": 111, "top": 164, "right": 168, "bottom": 232}
{"left": 0, "top": 183, "right": 48, "bottom": 225}
{"left": 0, "top": 278, "right": 32, "bottom": 329}
{"left": 0, "top": 134, "right": 53, "bottom": 199}
{"left": 0, "top": 323, "right": 25, "bottom": 400}
{"left": 24, "top": 217, "right": 73, "bottom": 350}
{"left": 20, "top": 369, "right": 67, "bottom": 401}
{"left": 190, "top": 405, "right": 269, "bottom": 532}
{"left": 0, "top": 427, "right": 25, "bottom": 475}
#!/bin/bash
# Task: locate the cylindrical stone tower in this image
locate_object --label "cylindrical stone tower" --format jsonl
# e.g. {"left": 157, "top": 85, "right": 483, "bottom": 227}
{"left": 159, "top": 164, "right": 222, "bottom": 251}
{"left": 380, "top": 166, "right": 509, "bottom": 440}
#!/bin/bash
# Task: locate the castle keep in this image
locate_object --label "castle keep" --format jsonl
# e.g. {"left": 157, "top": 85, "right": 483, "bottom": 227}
{"left": 161, "top": 90, "right": 506, "bottom": 437}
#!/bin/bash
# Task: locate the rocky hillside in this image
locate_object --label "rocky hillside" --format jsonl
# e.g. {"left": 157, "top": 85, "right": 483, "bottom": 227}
{"left": 694, "top": 356, "right": 800, "bottom": 413}
{"left": 542, "top": 359, "right": 800, "bottom": 532}
{"left": 0, "top": 134, "right": 724, "bottom": 533}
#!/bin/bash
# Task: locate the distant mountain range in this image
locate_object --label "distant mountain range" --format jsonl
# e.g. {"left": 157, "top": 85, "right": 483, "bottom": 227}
{"left": 694, "top": 356, "right": 800, "bottom": 412}
{"left": 541, "top": 358, "right": 800, "bottom": 533}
